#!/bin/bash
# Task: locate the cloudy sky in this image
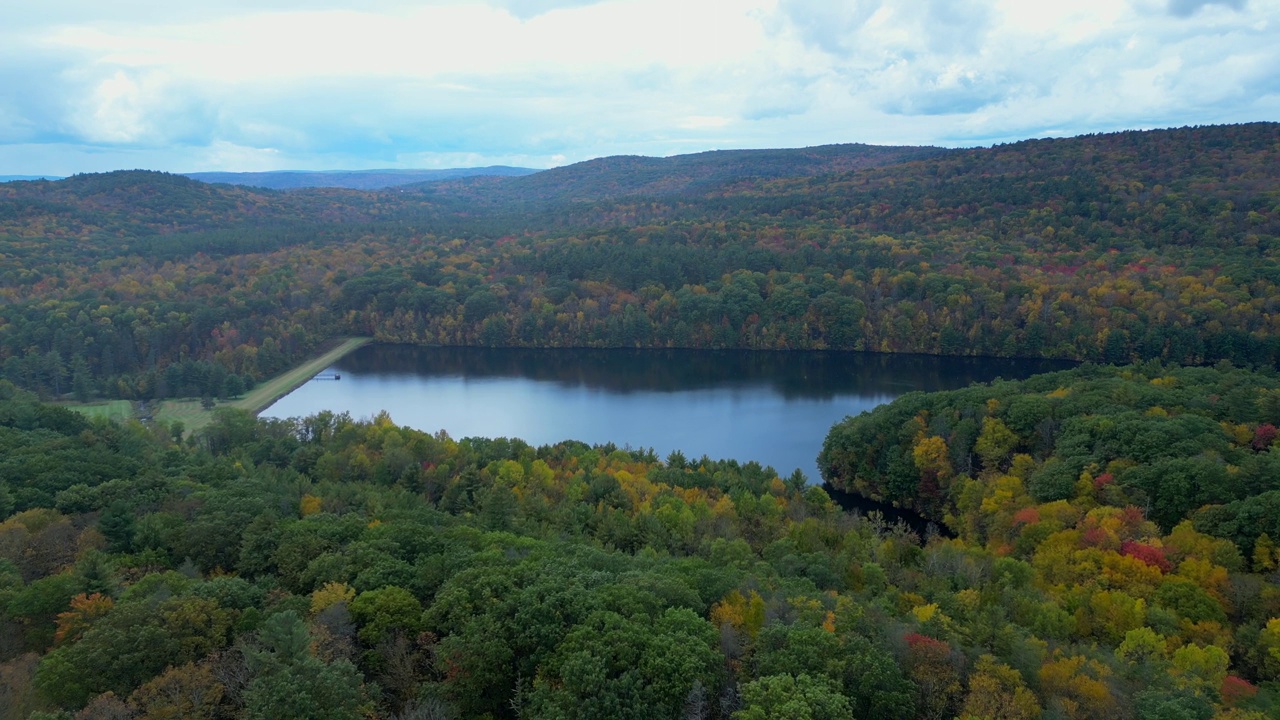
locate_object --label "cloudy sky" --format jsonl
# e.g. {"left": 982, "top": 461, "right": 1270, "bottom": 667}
{"left": 1, "top": 0, "right": 1276, "bottom": 174}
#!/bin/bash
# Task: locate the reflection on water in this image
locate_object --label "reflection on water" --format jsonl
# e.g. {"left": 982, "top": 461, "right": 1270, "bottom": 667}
{"left": 327, "top": 345, "right": 1068, "bottom": 398}
{"left": 263, "top": 345, "right": 1073, "bottom": 479}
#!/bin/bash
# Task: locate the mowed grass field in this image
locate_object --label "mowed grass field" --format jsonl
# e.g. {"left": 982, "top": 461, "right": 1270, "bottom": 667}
{"left": 63, "top": 399, "right": 133, "bottom": 422}
{"left": 65, "top": 337, "right": 371, "bottom": 434}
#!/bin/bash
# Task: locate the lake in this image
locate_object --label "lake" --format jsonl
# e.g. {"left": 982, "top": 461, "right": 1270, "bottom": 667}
{"left": 262, "top": 345, "right": 1073, "bottom": 480}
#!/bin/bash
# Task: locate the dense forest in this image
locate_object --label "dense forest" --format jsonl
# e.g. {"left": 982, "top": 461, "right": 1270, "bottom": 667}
{"left": 2, "top": 361, "right": 1280, "bottom": 719}
{"left": 0, "top": 123, "right": 1277, "bottom": 400}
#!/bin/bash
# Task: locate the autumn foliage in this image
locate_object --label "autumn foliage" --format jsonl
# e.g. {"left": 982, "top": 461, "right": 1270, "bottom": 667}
{"left": 2, "top": 124, "right": 1280, "bottom": 403}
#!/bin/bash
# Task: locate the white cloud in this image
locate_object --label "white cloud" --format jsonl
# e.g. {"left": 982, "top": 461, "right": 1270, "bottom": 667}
{"left": 766, "top": 0, "right": 1280, "bottom": 140}
{"left": 40, "top": 0, "right": 770, "bottom": 83}
{"left": 197, "top": 140, "right": 284, "bottom": 172}
{"left": 76, "top": 71, "right": 150, "bottom": 142}
{"left": 0, "top": 0, "right": 1276, "bottom": 173}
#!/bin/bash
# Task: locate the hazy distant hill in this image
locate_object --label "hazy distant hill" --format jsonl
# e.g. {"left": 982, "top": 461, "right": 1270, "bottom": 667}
{"left": 0, "top": 170, "right": 448, "bottom": 248}
{"left": 0, "top": 175, "right": 64, "bottom": 182}
{"left": 411, "top": 143, "right": 948, "bottom": 204}
{"left": 184, "top": 166, "right": 538, "bottom": 190}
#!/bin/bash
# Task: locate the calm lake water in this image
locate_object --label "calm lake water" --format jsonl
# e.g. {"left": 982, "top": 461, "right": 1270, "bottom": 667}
{"left": 263, "top": 345, "right": 1073, "bottom": 480}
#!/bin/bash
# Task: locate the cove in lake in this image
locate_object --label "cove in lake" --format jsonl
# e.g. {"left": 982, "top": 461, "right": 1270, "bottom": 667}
{"left": 263, "top": 345, "right": 1073, "bottom": 484}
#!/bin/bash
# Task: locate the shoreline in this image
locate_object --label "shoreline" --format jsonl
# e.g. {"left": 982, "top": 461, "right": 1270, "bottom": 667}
{"left": 63, "top": 337, "right": 372, "bottom": 433}
{"left": 231, "top": 336, "right": 371, "bottom": 417}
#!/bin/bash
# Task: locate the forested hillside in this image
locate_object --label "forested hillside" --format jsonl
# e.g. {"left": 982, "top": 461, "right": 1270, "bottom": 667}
{"left": 409, "top": 142, "right": 946, "bottom": 205}
{"left": 1, "top": 366, "right": 1279, "bottom": 719}
{"left": 0, "top": 124, "right": 1277, "bottom": 401}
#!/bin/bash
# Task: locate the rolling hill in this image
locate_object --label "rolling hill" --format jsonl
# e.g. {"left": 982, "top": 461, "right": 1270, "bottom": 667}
{"left": 1, "top": 123, "right": 1277, "bottom": 402}
{"left": 410, "top": 142, "right": 948, "bottom": 205}
{"left": 184, "top": 166, "right": 538, "bottom": 190}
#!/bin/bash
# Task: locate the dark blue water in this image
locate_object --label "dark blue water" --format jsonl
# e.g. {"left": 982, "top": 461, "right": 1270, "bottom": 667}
{"left": 263, "top": 345, "right": 1072, "bottom": 481}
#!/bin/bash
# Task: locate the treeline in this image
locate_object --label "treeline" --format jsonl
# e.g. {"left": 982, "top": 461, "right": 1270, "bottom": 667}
{"left": 0, "top": 124, "right": 1278, "bottom": 399}
{"left": 2, "top": 367, "right": 1280, "bottom": 718}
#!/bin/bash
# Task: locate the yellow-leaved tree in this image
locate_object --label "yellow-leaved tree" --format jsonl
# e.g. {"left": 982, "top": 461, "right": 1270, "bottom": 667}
{"left": 960, "top": 655, "right": 1041, "bottom": 720}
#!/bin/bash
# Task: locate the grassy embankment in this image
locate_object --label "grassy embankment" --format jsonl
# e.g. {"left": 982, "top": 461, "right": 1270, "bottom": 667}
{"left": 65, "top": 337, "right": 371, "bottom": 434}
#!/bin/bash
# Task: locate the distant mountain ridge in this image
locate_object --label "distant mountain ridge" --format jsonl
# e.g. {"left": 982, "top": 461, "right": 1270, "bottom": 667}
{"left": 0, "top": 175, "right": 64, "bottom": 183}
{"left": 0, "top": 169, "right": 447, "bottom": 244}
{"left": 184, "top": 166, "right": 539, "bottom": 190}
{"left": 411, "top": 143, "right": 948, "bottom": 204}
